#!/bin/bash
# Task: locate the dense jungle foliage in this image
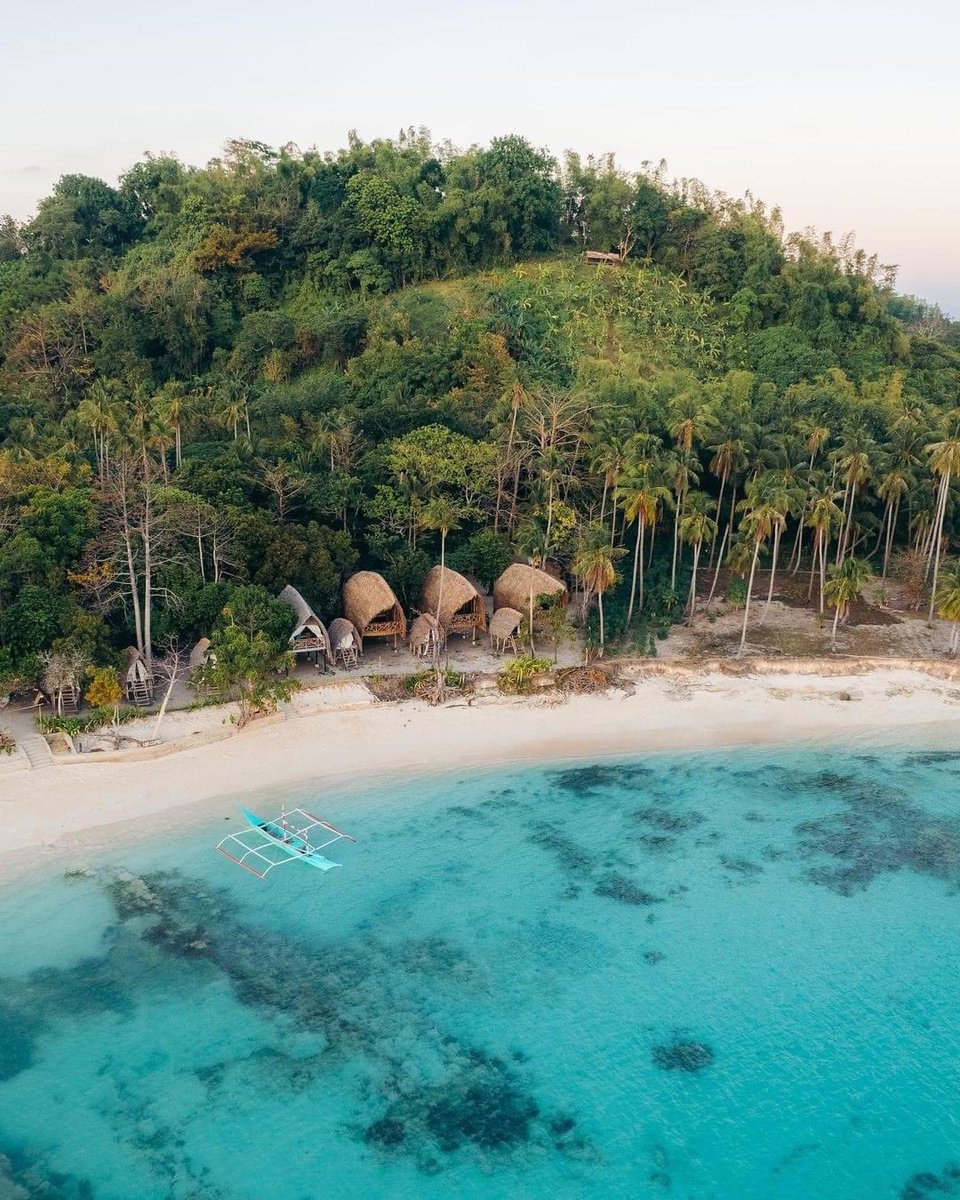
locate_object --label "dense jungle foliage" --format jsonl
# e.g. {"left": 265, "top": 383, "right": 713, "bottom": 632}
{"left": 2, "top": 129, "right": 960, "bottom": 687}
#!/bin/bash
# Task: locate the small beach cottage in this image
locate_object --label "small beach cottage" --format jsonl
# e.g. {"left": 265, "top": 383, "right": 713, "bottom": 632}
{"left": 328, "top": 617, "right": 362, "bottom": 669}
{"left": 421, "top": 565, "right": 487, "bottom": 642}
{"left": 409, "top": 612, "right": 445, "bottom": 660}
{"left": 493, "top": 564, "right": 568, "bottom": 621}
{"left": 343, "top": 571, "right": 406, "bottom": 649}
{"left": 489, "top": 607, "right": 524, "bottom": 655}
{"left": 123, "top": 647, "right": 154, "bottom": 706}
{"left": 278, "top": 584, "right": 333, "bottom": 669}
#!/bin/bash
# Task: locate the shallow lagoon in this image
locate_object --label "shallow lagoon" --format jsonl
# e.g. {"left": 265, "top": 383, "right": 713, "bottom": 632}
{"left": 2, "top": 744, "right": 960, "bottom": 1199}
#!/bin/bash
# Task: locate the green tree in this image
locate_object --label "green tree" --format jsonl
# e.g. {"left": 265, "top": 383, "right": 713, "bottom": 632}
{"left": 199, "top": 624, "right": 296, "bottom": 727}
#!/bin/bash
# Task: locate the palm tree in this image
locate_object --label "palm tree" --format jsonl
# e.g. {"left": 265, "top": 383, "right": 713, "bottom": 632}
{"left": 573, "top": 524, "right": 623, "bottom": 657}
{"left": 925, "top": 427, "right": 960, "bottom": 622}
{"left": 679, "top": 493, "right": 717, "bottom": 625}
{"left": 834, "top": 431, "right": 874, "bottom": 565}
{"left": 736, "top": 492, "right": 779, "bottom": 657}
{"left": 824, "top": 556, "right": 871, "bottom": 650}
{"left": 934, "top": 562, "right": 960, "bottom": 655}
{"left": 421, "top": 497, "right": 460, "bottom": 625}
{"left": 805, "top": 484, "right": 844, "bottom": 614}
{"left": 619, "top": 453, "right": 671, "bottom": 624}
{"left": 667, "top": 448, "right": 700, "bottom": 591}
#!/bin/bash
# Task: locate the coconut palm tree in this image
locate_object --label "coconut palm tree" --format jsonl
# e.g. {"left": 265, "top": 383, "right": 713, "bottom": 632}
{"left": 736, "top": 491, "right": 779, "bottom": 657}
{"left": 679, "top": 493, "right": 717, "bottom": 625}
{"left": 934, "top": 562, "right": 960, "bottom": 655}
{"left": 824, "top": 556, "right": 871, "bottom": 650}
{"left": 805, "top": 483, "right": 844, "bottom": 614}
{"left": 925, "top": 426, "right": 960, "bottom": 622}
{"left": 421, "top": 497, "right": 461, "bottom": 624}
{"left": 619, "top": 460, "right": 672, "bottom": 624}
{"left": 573, "top": 524, "right": 624, "bottom": 657}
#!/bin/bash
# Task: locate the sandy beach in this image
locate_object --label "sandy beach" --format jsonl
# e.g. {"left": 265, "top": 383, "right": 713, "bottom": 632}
{"left": 3, "top": 662, "right": 960, "bottom": 868}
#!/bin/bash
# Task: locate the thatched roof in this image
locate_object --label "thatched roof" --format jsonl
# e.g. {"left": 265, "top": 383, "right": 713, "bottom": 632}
{"left": 421, "top": 565, "right": 486, "bottom": 632}
{"left": 188, "top": 637, "right": 213, "bottom": 670}
{"left": 489, "top": 607, "right": 523, "bottom": 643}
{"left": 493, "top": 563, "right": 567, "bottom": 613}
{"left": 278, "top": 584, "right": 332, "bottom": 662}
{"left": 409, "top": 612, "right": 444, "bottom": 653}
{"left": 343, "top": 571, "right": 405, "bottom": 637}
{"left": 124, "top": 646, "right": 150, "bottom": 682}
{"left": 329, "top": 617, "right": 361, "bottom": 654}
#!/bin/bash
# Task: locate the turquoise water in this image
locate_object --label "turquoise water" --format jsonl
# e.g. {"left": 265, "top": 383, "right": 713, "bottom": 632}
{"left": 2, "top": 744, "right": 960, "bottom": 1198}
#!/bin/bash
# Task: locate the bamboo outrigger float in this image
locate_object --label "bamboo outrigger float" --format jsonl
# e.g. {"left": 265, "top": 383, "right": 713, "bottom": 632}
{"left": 216, "top": 807, "right": 356, "bottom": 879}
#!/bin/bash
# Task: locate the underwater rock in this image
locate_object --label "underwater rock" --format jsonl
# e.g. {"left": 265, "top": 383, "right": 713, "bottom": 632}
{"left": 593, "top": 873, "right": 662, "bottom": 907}
{"left": 900, "top": 1163, "right": 960, "bottom": 1199}
{"left": 550, "top": 763, "right": 653, "bottom": 797}
{"left": 0, "top": 1148, "right": 94, "bottom": 1200}
{"left": 363, "top": 1049, "right": 554, "bottom": 1166}
{"left": 793, "top": 779, "right": 960, "bottom": 895}
{"left": 652, "top": 1039, "right": 715, "bottom": 1073}
{"left": 528, "top": 823, "right": 596, "bottom": 874}
{"left": 632, "top": 806, "right": 706, "bottom": 833}
{"left": 719, "top": 855, "right": 763, "bottom": 876}
{"left": 643, "top": 950, "right": 666, "bottom": 965}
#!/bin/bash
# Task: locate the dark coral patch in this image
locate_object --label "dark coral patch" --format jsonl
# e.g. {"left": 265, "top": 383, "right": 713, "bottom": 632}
{"left": 594, "top": 873, "right": 662, "bottom": 906}
{"left": 652, "top": 1039, "right": 715, "bottom": 1073}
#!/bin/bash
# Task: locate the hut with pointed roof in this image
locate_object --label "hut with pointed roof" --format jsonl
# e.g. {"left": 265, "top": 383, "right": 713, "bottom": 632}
{"left": 279, "top": 584, "right": 333, "bottom": 669}
{"left": 188, "top": 637, "right": 221, "bottom": 698}
{"left": 329, "top": 617, "right": 362, "bottom": 669}
{"left": 421, "top": 565, "right": 487, "bottom": 642}
{"left": 343, "top": 571, "right": 406, "bottom": 648}
{"left": 489, "top": 607, "right": 524, "bottom": 655}
{"left": 124, "top": 647, "right": 154, "bottom": 706}
{"left": 409, "top": 612, "right": 445, "bottom": 660}
{"left": 188, "top": 637, "right": 215, "bottom": 671}
{"left": 493, "top": 564, "right": 567, "bottom": 620}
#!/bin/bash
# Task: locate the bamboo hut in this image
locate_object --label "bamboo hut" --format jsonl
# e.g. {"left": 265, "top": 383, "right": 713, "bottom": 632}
{"left": 279, "top": 584, "right": 333, "bottom": 669}
{"left": 343, "top": 571, "right": 406, "bottom": 648}
{"left": 584, "top": 250, "right": 622, "bottom": 266}
{"left": 188, "top": 637, "right": 220, "bottom": 697}
{"left": 409, "top": 612, "right": 445, "bottom": 660}
{"left": 489, "top": 607, "right": 524, "bottom": 655}
{"left": 493, "top": 564, "right": 568, "bottom": 623}
{"left": 188, "top": 637, "right": 215, "bottom": 671}
{"left": 421, "top": 565, "right": 487, "bottom": 641}
{"left": 329, "top": 617, "right": 362, "bottom": 669}
{"left": 124, "top": 647, "right": 154, "bottom": 706}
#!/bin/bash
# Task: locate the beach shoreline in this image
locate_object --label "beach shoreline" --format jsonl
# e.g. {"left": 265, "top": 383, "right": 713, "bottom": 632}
{"left": 3, "top": 663, "right": 960, "bottom": 880}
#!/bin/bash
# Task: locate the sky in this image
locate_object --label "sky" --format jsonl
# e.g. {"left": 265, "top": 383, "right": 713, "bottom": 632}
{"left": 2, "top": 0, "right": 958, "bottom": 311}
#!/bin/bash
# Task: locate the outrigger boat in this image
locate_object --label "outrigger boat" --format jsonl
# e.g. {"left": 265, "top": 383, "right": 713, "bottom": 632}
{"left": 216, "top": 807, "right": 356, "bottom": 879}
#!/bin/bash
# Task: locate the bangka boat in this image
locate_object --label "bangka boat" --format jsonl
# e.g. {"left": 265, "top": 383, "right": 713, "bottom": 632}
{"left": 216, "top": 807, "right": 356, "bottom": 879}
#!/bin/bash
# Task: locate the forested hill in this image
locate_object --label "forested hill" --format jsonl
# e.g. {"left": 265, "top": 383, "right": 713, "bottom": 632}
{"left": 2, "top": 130, "right": 960, "bottom": 687}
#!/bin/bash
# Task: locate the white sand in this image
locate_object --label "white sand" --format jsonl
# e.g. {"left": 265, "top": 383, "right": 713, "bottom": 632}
{"left": 3, "top": 665, "right": 960, "bottom": 871}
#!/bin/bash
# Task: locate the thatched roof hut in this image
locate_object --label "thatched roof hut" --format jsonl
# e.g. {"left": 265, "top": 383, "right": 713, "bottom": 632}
{"left": 409, "top": 612, "right": 444, "bottom": 659}
{"left": 124, "top": 647, "right": 154, "bottom": 706}
{"left": 343, "top": 571, "right": 406, "bottom": 646}
{"left": 188, "top": 637, "right": 214, "bottom": 671}
{"left": 329, "top": 617, "right": 362, "bottom": 668}
{"left": 493, "top": 564, "right": 567, "bottom": 616}
{"left": 421, "top": 565, "right": 487, "bottom": 639}
{"left": 489, "top": 607, "right": 524, "bottom": 655}
{"left": 279, "top": 584, "right": 333, "bottom": 665}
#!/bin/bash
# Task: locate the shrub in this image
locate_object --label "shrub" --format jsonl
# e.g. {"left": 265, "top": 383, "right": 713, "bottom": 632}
{"left": 725, "top": 577, "right": 748, "bottom": 608}
{"left": 498, "top": 656, "right": 552, "bottom": 693}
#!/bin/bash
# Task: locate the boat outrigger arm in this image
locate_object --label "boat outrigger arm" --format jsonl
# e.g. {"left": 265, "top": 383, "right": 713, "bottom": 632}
{"left": 216, "top": 807, "right": 356, "bottom": 879}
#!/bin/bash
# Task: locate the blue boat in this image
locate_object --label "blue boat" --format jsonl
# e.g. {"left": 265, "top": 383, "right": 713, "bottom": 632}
{"left": 216, "top": 806, "right": 356, "bottom": 879}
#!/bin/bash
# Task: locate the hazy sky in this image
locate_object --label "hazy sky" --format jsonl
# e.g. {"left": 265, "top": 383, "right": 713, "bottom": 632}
{"left": 3, "top": 0, "right": 958, "bottom": 310}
